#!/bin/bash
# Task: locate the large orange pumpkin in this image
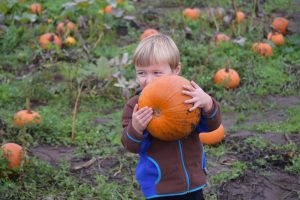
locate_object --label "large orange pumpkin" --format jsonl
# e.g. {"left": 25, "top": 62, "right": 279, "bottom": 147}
{"left": 13, "top": 97, "right": 41, "bottom": 127}
{"left": 1, "top": 143, "right": 27, "bottom": 169}
{"left": 272, "top": 17, "right": 288, "bottom": 35}
{"left": 199, "top": 124, "right": 225, "bottom": 145}
{"left": 138, "top": 75, "right": 201, "bottom": 141}
{"left": 140, "top": 29, "right": 160, "bottom": 40}
{"left": 39, "top": 33, "right": 62, "bottom": 50}
{"left": 183, "top": 8, "right": 201, "bottom": 20}
{"left": 267, "top": 32, "right": 285, "bottom": 46}
{"left": 214, "top": 67, "right": 240, "bottom": 89}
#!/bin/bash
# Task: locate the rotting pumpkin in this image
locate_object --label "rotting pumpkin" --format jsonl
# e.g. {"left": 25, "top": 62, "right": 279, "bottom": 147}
{"left": 199, "top": 124, "right": 225, "bottom": 145}
{"left": 138, "top": 75, "right": 201, "bottom": 141}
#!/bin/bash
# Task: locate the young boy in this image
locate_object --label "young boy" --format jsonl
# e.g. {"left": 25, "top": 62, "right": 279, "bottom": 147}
{"left": 121, "top": 34, "right": 222, "bottom": 200}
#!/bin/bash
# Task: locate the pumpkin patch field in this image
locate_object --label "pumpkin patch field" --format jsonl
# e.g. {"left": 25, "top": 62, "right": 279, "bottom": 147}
{"left": 1, "top": 0, "right": 300, "bottom": 199}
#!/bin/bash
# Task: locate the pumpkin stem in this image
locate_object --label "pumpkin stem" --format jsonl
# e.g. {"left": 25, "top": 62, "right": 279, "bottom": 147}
{"left": 225, "top": 67, "right": 230, "bottom": 72}
{"left": 153, "top": 108, "right": 160, "bottom": 117}
{"left": 26, "top": 97, "right": 32, "bottom": 113}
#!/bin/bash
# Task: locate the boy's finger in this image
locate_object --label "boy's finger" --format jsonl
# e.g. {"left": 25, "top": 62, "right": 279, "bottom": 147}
{"left": 190, "top": 80, "right": 200, "bottom": 89}
{"left": 182, "top": 90, "right": 193, "bottom": 96}
{"left": 184, "top": 98, "right": 195, "bottom": 104}
{"left": 133, "top": 104, "right": 139, "bottom": 113}
{"left": 136, "top": 107, "right": 151, "bottom": 115}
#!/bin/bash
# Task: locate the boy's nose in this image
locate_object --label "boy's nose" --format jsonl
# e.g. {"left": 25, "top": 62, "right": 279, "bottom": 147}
{"left": 145, "top": 75, "right": 155, "bottom": 85}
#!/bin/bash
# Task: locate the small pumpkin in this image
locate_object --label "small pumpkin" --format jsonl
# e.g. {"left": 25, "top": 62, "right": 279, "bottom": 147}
{"left": 214, "top": 67, "right": 240, "bottom": 89}
{"left": 214, "top": 33, "right": 230, "bottom": 44}
{"left": 183, "top": 8, "right": 201, "bottom": 20}
{"left": 252, "top": 42, "right": 272, "bottom": 57}
{"left": 56, "top": 21, "right": 76, "bottom": 34}
{"left": 13, "top": 97, "right": 41, "bottom": 127}
{"left": 1, "top": 143, "right": 27, "bottom": 169}
{"left": 104, "top": 5, "right": 113, "bottom": 14}
{"left": 65, "top": 36, "right": 76, "bottom": 46}
{"left": 235, "top": 10, "right": 245, "bottom": 23}
{"left": 138, "top": 75, "right": 200, "bottom": 141}
{"left": 199, "top": 124, "right": 225, "bottom": 145}
{"left": 267, "top": 32, "right": 285, "bottom": 46}
{"left": 272, "top": 17, "right": 288, "bottom": 35}
{"left": 39, "top": 33, "right": 62, "bottom": 50}
{"left": 30, "top": 3, "right": 42, "bottom": 14}
{"left": 140, "top": 28, "right": 160, "bottom": 40}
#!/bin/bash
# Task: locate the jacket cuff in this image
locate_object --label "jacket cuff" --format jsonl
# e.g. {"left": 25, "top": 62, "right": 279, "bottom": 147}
{"left": 126, "top": 122, "right": 144, "bottom": 143}
{"left": 202, "top": 98, "right": 218, "bottom": 119}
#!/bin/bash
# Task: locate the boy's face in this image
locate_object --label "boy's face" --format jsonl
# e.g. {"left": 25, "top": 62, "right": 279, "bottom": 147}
{"left": 135, "top": 62, "right": 181, "bottom": 89}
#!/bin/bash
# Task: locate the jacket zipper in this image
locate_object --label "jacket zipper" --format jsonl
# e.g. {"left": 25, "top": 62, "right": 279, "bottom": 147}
{"left": 178, "top": 140, "right": 190, "bottom": 192}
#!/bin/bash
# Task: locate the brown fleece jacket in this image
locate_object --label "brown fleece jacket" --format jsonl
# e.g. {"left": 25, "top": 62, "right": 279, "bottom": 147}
{"left": 121, "top": 93, "right": 222, "bottom": 198}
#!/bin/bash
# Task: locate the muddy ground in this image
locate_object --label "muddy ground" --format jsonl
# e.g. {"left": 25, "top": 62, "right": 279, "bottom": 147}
{"left": 31, "top": 95, "right": 300, "bottom": 200}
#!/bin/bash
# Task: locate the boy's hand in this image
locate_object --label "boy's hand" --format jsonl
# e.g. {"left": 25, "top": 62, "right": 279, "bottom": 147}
{"left": 132, "top": 104, "right": 153, "bottom": 134}
{"left": 182, "top": 81, "right": 213, "bottom": 112}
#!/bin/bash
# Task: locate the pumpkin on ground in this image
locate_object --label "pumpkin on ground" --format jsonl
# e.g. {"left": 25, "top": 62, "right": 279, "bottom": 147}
{"left": 272, "top": 17, "right": 289, "bottom": 35}
{"left": 104, "top": 5, "right": 113, "bottom": 14}
{"left": 39, "top": 33, "right": 62, "bottom": 50}
{"left": 13, "top": 97, "right": 41, "bottom": 127}
{"left": 1, "top": 143, "right": 27, "bottom": 169}
{"left": 138, "top": 75, "right": 200, "bottom": 141}
{"left": 252, "top": 42, "right": 272, "bottom": 57}
{"left": 214, "top": 33, "right": 230, "bottom": 44}
{"left": 65, "top": 36, "right": 76, "bottom": 46}
{"left": 199, "top": 124, "right": 225, "bottom": 145}
{"left": 140, "top": 28, "right": 160, "bottom": 40}
{"left": 235, "top": 10, "right": 245, "bottom": 23}
{"left": 183, "top": 8, "right": 201, "bottom": 20}
{"left": 30, "top": 3, "right": 42, "bottom": 14}
{"left": 56, "top": 21, "right": 76, "bottom": 34}
{"left": 267, "top": 32, "right": 285, "bottom": 46}
{"left": 214, "top": 67, "right": 240, "bottom": 89}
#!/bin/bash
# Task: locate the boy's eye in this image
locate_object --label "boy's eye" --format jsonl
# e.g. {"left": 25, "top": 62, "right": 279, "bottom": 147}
{"left": 154, "top": 71, "right": 162, "bottom": 75}
{"left": 137, "top": 71, "right": 145, "bottom": 75}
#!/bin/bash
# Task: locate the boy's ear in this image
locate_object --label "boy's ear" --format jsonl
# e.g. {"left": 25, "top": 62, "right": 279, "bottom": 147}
{"left": 174, "top": 63, "right": 181, "bottom": 75}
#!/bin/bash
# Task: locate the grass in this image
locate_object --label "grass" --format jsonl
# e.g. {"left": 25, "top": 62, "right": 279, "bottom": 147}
{"left": 0, "top": 0, "right": 300, "bottom": 199}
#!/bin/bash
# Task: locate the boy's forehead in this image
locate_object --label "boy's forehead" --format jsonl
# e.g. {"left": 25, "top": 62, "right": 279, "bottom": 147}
{"left": 135, "top": 62, "right": 170, "bottom": 69}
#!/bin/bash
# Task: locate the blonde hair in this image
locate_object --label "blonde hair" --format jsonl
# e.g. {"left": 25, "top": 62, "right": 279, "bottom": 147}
{"left": 133, "top": 34, "right": 180, "bottom": 70}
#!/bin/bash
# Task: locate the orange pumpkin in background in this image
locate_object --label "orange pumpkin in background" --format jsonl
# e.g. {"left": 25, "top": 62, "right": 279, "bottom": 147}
{"left": 1, "top": 143, "right": 27, "bottom": 169}
{"left": 13, "top": 97, "right": 41, "bottom": 127}
{"left": 267, "top": 32, "right": 285, "bottom": 46}
{"left": 140, "top": 28, "right": 160, "bottom": 40}
{"left": 252, "top": 42, "right": 272, "bottom": 57}
{"left": 199, "top": 124, "right": 225, "bottom": 145}
{"left": 235, "top": 10, "right": 245, "bottom": 23}
{"left": 272, "top": 17, "right": 289, "bottom": 35}
{"left": 183, "top": 8, "right": 201, "bottom": 20}
{"left": 39, "top": 33, "right": 62, "bottom": 50}
{"left": 214, "top": 67, "right": 240, "bottom": 89}
{"left": 30, "top": 3, "right": 42, "bottom": 14}
{"left": 138, "top": 75, "right": 200, "bottom": 141}
{"left": 104, "top": 5, "right": 113, "bottom": 14}
{"left": 214, "top": 33, "right": 231, "bottom": 44}
{"left": 56, "top": 21, "right": 76, "bottom": 34}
